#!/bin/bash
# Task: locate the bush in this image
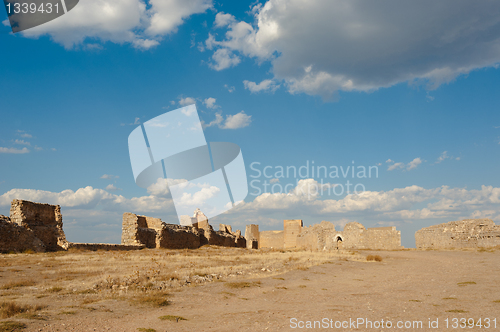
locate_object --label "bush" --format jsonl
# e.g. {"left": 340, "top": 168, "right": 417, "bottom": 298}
{"left": 366, "top": 255, "right": 383, "bottom": 262}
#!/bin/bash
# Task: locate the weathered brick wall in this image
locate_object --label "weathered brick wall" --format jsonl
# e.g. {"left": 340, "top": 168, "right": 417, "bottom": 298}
{"left": 9, "top": 199, "right": 68, "bottom": 251}
{"left": 259, "top": 230, "right": 284, "bottom": 249}
{"left": 415, "top": 219, "right": 500, "bottom": 249}
{"left": 284, "top": 219, "right": 303, "bottom": 248}
{"left": 158, "top": 224, "right": 202, "bottom": 249}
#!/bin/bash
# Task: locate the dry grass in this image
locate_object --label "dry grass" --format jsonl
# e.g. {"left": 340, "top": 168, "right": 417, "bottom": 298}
{"left": 366, "top": 255, "right": 383, "bottom": 262}
{"left": 137, "top": 329, "right": 156, "bottom": 332}
{"left": 0, "top": 280, "right": 36, "bottom": 290}
{"left": 0, "top": 246, "right": 362, "bottom": 311}
{"left": 457, "top": 281, "right": 476, "bottom": 286}
{"left": 0, "top": 321, "right": 27, "bottom": 332}
{"left": 134, "top": 292, "right": 170, "bottom": 307}
{"left": 0, "top": 302, "right": 44, "bottom": 319}
{"left": 225, "top": 281, "right": 261, "bottom": 289}
{"left": 446, "top": 309, "right": 468, "bottom": 313}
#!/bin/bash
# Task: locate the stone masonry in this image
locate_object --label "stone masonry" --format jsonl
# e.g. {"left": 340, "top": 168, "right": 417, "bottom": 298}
{"left": 245, "top": 224, "right": 259, "bottom": 249}
{"left": 259, "top": 219, "right": 402, "bottom": 250}
{"left": 415, "top": 218, "right": 500, "bottom": 249}
{"left": 1, "top": 199, "right": 69, "bottom": 252}
{"left": 121, "top": 212, "right": 246, "bottom": 249}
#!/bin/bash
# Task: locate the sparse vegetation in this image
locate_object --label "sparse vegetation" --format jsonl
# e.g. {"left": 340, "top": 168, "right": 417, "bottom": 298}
{"left": 137, "top": 328, "right": 156, "bottom": 332}
{"left": 409, "top": 300, "right": 421, "bottom": 302}
{"left": 443, "top": 297, "right": 457, "bottom": 300}
{"left": 0, "top": 280, "right": 36, "bottom": 290}
{"left": 158, "top": 315, "right": 187, "bottom": 321}
{"left": 134, "top": 292, "right": 170, "bottom": 307}
{"left": 0, "top": 302, "right": 43, "bottom": 319}
{"left": 366, "top": 255, "right": 383, "bottom": 262}
{"left": 225, "top": 281, "right": 261, "bottom": 289}
{"left": 0, "top": 321, "right": 26, "bottom": 332}
{"left": 46, "top": 287, "right": 63, "bottom": 293}
{"left": 457, "top": 281, "right": 476, "bottom": 286}
{"left": 446, "top": 309, "right": 468, "bottom": 313}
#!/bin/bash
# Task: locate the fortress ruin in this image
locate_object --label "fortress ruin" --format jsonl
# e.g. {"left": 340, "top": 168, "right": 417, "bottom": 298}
{"left": 122, "top": 212, "right": 246, "bottom": 249}
{"left": 415, "top": 218, "right": 500, "bottom": 249}
{"left": 6, "top": 199, "right": 499, "bottom": 253}
{"left": 259, "top": 219, "right": 402, "bottom": 250}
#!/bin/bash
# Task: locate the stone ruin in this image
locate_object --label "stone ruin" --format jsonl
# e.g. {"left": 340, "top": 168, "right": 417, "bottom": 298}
{"left": 415, "top": 218, "right": 500, "bottom": 249}
{"left": 121, "top": 211, "right": 246, "bottom": 249}
{"left": 0, "top": 199, "right": 68, "bottom": 253}
{"left": 259, "top": 219, "right": 402, "bottom": 250}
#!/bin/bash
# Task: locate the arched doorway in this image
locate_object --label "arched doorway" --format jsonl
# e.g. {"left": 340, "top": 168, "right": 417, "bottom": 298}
{"left": 334, "top": 234, "right": 344, "bottom": 249}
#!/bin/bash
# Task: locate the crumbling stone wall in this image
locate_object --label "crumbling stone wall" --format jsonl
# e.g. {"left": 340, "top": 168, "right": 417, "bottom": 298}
{"left": 4, "top": 199, "right": 68, "bottom": 252}
{"left": 263, "top": 220, "right": 402, "bottom": 250}
{"left": 0, "top": 214, "right": 45, "bottom": 253}
{"left": 245, "top": 224, "right": 259, "bottom": 249}
{"left": 415, "top": 219, "right": 500, "bottom": 249}
{"left": 284, "top": 219, "right": 303, "bottom": 248}
{"left": 121, "top": 213, "right": 246, "bottom": 249}
{"left": 259, "top": 230, "right": 284, "bottom": 249}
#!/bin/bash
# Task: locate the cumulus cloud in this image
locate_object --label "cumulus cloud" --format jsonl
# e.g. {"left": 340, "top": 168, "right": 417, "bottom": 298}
{"left": 243, "top": 79, "right": 280, "bottom": 93}
{"left": 0, "top": 147, "right": 29, "bottom": 154}
{"left": 202, "top": 111, "right": 252, "bottom": 129}
{"left": 105, "top": 184, "right": 121, "bottom": 192}
{"left": 207, "top": 0, "right": 500, "bottom": 99}
{"left": 203, "top": 97, "right": 217, "bottom": 109}
{"left": 221, "top": 111, "right": 252, "bottom": 129}
{"left": 19, "top": 0, "right": 212, "bottom": 49}
{"left": 178, "top": 97, "right": 197, "bottom": 106}
{"left": 214, "top": 12, "right": 236, "bottom": 28}
{"left": 387, "top": 158, "right": 422, "bottom": 171}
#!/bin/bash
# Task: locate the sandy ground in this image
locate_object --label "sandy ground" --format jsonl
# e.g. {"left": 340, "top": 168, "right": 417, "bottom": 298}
{"left": 1, "top": 248, "right": 499, "bottom": 332}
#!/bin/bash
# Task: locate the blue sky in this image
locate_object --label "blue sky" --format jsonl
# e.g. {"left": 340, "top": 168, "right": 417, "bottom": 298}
{"left": 1, "top": 0, "right": 500, "bottom": 247}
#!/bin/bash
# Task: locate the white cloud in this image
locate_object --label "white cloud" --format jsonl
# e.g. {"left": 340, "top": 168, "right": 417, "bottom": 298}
{"left": 19, "top": 0, "right": 212, "bottom": 49}
{"left": 209, "top": 48, "right": 241, "bottom": 70}
{"left": 203, "top": 97, "right": 217, "bottom": 109}
{"left": 407, "top": 157, "right": 422, "bottom": 170}
{"left": 221, "top": 111, "right": 252, "bottom": 129}
{"left": 243, "top": 79, "right": 280, "bottom": 93}
{"left": 214, "top": 12, "right": 236, "bottom": 28}
{"left": 207, "top": 0, "right": 500, "bottom": 99}
{"left": 17, "top": 130, "right": 32, "bottom": 138}
{"left": 105, "top": 184, "right": 121, "bottom": 192}
{"left": 101, "top": 174, "right": 119, "bottom": 180}
{"left": 179, "top": 97, "right": 197, "bottom": 106}
{"left": 0, "top": 147, "right": 29, "bottom": 154}
{"left": 387, "top": 162, "right": 405, "bottom": 171}
{"left": 224, "top": 84, "right": 235, "bottom": 93}
{"left": 13, "top": 139, "right": 30, "bottom": 146}
{"left": 202, "top": 111, "right": 251, "bottom": 129}
{"left": 387, "top": 158, "right": 422, "bottom": 171}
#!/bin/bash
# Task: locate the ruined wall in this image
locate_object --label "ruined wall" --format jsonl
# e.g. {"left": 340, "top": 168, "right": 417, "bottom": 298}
{"left": 122, "top": 213, "right": 246, "bottom": 249}
{"left": 259, "top": 230, "right": 284, "bottom": 249}
{"left": 68, "top": 243, "right": 145, "bottom": 251}
{"left": 415, "top": 219, "right": 500, "bottom": 249}
{"left": 296, "top": 221, "right": 338, "bottom": 250}
{"left": 295, "top": 221, "right": 402, "bottom": 250}
{"left": 7, "top": 200, "right": 68, "bottom": 251}
{"left": 0, "top": 215, "right": 45, "bottom": 253}
{"left": 245, "top": 224, "right": 259, "bottom": 249}
{"left": 340, "top": 222, "right": 401, "bottom": 250}
{"left": 284, "top": 219, "right": 303, "bottom": 248}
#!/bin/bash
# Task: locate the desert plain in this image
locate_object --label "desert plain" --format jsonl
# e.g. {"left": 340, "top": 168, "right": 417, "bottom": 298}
{"left": 0, "top": 246, "right": 499, "bottom": 332}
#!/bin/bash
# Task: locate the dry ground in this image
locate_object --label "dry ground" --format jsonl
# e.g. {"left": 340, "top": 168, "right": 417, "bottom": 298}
{"left": 0, "top": 246, "right": 499, "bottom": 331}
